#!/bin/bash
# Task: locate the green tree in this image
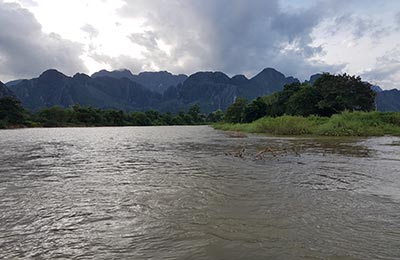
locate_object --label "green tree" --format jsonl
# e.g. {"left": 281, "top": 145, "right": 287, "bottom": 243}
{"left": 130, "top": 112, "right": 151, "bottom": 126}
{"left": 0, "top": 97, "right": 29, "bottom": 125}
{"left": 286, "top": 84, "right": 321, "bottom": 116}
{"left": 243, "top": 97, "right": 267, "bottom": 123}
{"left": 207, "top": 109, "right": 224, "bottom": 122}
{"left": 188, "top": 104, "right": 202, "bottom": 124}
{"left": 225, "top": 97, "right": 247, "bottom": 123}
{"left": 145, "top": 110, "right": 162, "bottom": 124}
{"left": 103, "top": 110, "right": 124, "bottom": 126}
{"left": 37, "top": 106, "right": 73, "bottom": 126}
{"left": 175, "top": 111, "right": 193, "bottom": 125}
{"left": 314, "top": 73, "right": 376, "bottom": 116}
{"left": 71, "top": 105, "right": 103, "bottom": 125}
{"left": 267, "top": 83, "right": 303, "bottom": 117}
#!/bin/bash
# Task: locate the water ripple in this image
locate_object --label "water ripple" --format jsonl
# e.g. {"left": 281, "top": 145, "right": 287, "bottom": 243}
{"left": 0, "top": 126, "right": 399, "bottom": 259}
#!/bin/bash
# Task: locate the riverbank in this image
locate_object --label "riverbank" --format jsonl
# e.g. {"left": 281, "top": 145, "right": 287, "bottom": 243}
{"left": 0, "top": 123, "right": 209, "bottom": 130}
{"left": 213, "top": 111, "right": 400, "bottom": 136}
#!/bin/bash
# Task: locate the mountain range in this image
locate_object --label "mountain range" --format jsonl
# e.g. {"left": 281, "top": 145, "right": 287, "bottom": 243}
{"left": 3, "top": 68, "right": 400, "bottom": 113}
{"left": 6, "top": 68, "right": 298, "bottom": 113}
{"left": 91, "top": 69, "right": 188, "bottom": 94}
{"left": 0, "top": 81, "right": 14, "bottom": 99}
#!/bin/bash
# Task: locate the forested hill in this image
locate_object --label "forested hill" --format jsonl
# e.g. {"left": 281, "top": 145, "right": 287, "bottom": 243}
{"left": 0, "top": 81, "right": 14, "bottom": 98}
{"left": 7, "top": 68, "right": 299, "bottom": 113}
{"left": 91, "top": 69, "right": 188, "bottom": 94}
{"left": 5, "top": 68, "right": 400, "bottom": 113}
{"left": 376, "top": 89, "right": 400, "bottom": 112}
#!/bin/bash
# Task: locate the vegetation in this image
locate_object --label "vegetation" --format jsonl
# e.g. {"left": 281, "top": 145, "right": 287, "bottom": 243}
{"left": 213, "top": 112, "right": 400, "bottom": 136}
{"left": 0, "top": 97, "right": 31, "bottom": 128}
{"left": 0, "top": 98, "right": 216, "bottom": 129}
{"left": 223, "top": 73, "right": 376, "bottom": 124}
{"left": 215, "top": 73, "right": 399, "bottom": 136}
{"left": 2, "top": 72, "right": 398, "bottom": 137}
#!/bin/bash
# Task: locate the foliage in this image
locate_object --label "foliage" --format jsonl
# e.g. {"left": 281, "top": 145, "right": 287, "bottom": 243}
{"left": 286, "top": 84, "right": 321, "bottom": 116}
{"left": 314, "top": 73, "right": 376, "bottom": 116}
{"left": 0, "top": 98, "right": 215, "bottom": 128}
{"left": 207, "top": 109, "right": 224, "bottom": 122}
{"left": 0, "top": 97, "right": 29, "bottom": 125}
{"left": 223, "top": 73, "right": 377, "bottom": 123}
{"left": 243, "top": 97, "right": 267, "bottom": 123}
{"left": 224, "top": 97, "right": 247, "bottom": 123}
{"left": 213, "top": 111, "right": 400, "bottom": 137}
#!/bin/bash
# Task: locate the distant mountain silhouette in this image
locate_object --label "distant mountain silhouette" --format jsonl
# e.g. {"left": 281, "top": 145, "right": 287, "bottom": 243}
{"left": 239, "top": 68, "right": 299, "bottom": 98}
{"left": 0, "top": 81, "right": 14, "bottom": 98}
{"left": 159, "top": 69, "right": 300, "bottom": 112}
{"left": 8, "top": 67, "right": 400, "bottom": 113}
{"left": 8, "top": 68, "right": 302, "bottom": 112}
{"left": 305, "top": 73, "right": 323, "bottom": 85}
{"left": 5, "top": 79, "right": 24, "bottom": 88}
{"left": 376, "top": 89, "right": 400, "bottom": 111}
{"left": 9, "top": 70, "right": 160, "bottom": 111}
{"left": 92, "top": 69, "right": 187, "bottom": 93}
{"left": 160, "top": 71, "right": 239, "bottom": 112}
{"left": 371, "top": 85, "right": 383, "bottom": 93}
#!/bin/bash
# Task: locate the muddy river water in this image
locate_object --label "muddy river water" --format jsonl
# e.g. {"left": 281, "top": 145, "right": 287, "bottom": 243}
{"left": 0, "top": 126, "right": 399, "bottom": 259}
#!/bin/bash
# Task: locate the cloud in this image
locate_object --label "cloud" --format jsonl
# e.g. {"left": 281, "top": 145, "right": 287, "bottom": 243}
{"left": 114, "top": 0, "right": 344, "bottom": 80}
{"left": 396, "top": 12, "right": 400, "bottom": 29}
{"left": 90, "top": 52, "right": 147, "bottom": 73}
{"left": 128, "top": 31, "right": 160, "bottom": 52}
{"left": 81, "top": 24, "right": 99, "bottom": 39}
{"left": 329, "top": 14, "right": 389, "bottom": 41}
{"left": 0, "top": 1, "right": 87, "bottom": 81}
{"left": 361, "top": 45, "right": 400, "bottom": 89}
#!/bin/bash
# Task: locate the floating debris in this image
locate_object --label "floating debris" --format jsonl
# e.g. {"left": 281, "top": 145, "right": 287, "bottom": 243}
{"left": 225, "top": 147, "right": 246, "bottom": 158}
{"left": 225, "top": 143, "right": 304, "bottom": 160}
{"left": 255, "top": 146, "right": 276, "bottom": 160}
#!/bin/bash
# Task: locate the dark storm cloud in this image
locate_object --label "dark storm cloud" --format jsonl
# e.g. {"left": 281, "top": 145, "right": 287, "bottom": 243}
{"left": 0, "top": 1, "right": 86, "bottom": 81}
{"left": 117, "top": 0, "right": 346, "bottom": 79}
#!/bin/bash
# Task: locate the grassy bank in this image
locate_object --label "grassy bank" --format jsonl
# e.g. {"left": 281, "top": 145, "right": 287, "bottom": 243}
{"left": 213, "top": 111, "right": 400, "bottom": 136}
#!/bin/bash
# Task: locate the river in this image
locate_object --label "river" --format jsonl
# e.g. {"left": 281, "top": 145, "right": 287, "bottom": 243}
{"left": 0, "top": 126, "right": 399, "bottom": 259}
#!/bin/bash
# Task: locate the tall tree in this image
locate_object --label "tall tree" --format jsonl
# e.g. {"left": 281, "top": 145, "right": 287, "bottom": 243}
{"left": 243, "top": 97, "right": 267, "bottom": 123}
{"left": 225, "top": 97, "right": 248, "bottom": 123}
{"left": 286, "top": 84, "right": 320, "bottom": 116}
{"left": 0, "top": 97, "right": 28, "bottom": 125}
{"left": 314, "top": 73, "right": 376, "bottom": 116}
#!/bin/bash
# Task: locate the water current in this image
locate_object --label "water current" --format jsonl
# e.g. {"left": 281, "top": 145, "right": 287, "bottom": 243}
{"left": 0, "top": 126, "right": 399, "bottom": 259}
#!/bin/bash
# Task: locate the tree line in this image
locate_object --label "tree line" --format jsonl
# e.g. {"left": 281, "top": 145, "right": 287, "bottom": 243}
{"left": 224, "top": 73, "right": 376, "bottom": 123}
{"left": 0, "top": 99, "right": 224, "bottom": 128}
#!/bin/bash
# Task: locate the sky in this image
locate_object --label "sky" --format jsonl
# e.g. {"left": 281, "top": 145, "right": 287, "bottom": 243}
{"left": 0, "top": 0, "right": 399, "bottom": 89}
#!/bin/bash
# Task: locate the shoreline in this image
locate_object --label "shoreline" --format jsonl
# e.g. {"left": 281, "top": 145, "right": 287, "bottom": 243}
{"left": 1, "top": 124, "right": 211, "bottom": 130}
{"left": 212, "top": 111, "right": 400, "bottom": 137}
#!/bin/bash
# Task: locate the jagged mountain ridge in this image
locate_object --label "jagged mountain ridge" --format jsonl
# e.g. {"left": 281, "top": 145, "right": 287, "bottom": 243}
{"left": 0, "top": 81, "right": 14, "bottom": 98}
{"left": 9, "top": 70, "right": 161, "bottom": 111}
{"left": 7, "top": 68, "right": 301, "bottom": 112}
{"left": 376, "top": 89, "right": 400, "bottom": 112}
{"left": 91, "top": 69, "right": 188, "bottom": 94}
{"left": 160, "top": 68, "right": 300, "bottom": 112}
{"left": 7, "top": 67, "right": 400, "bottom": 113}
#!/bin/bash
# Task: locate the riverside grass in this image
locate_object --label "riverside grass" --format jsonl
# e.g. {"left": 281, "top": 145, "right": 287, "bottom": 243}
{"left": 213, "top": 111, "right": 400, "bottom": 136}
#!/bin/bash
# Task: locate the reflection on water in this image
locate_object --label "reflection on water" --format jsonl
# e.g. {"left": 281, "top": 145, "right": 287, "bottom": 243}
{"left": 0, "top": 126, "right": 399, "bottom": 259}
